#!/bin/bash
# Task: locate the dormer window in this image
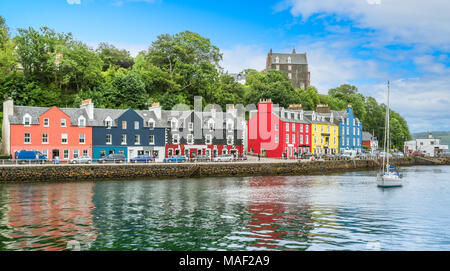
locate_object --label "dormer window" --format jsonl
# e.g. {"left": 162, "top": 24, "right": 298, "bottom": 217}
{"left": 188, "top": 122, "right": 194, "bottom": 131}
{"left": 170, "top": 119, "right": 178, "bottom": 130}
{"left": 78, "top": 116, "right": 86, "bottom": 127}
{"left": 275, "top": 56, "right": 279, "bottom": 63}
{"left": 23, "top": 114, "right": 31, "bottom": 126}
{"left": 208, "top": 119, "right": 215, "bottom": 130}
{"left": 148, "top": 119, "right": 155, "bottom": 129}
{"left": 61, "top": 118, "right": 66, "bottom": 127}
{"left": 43, "top": 118, "right": 49, "bottom": 127}
{"left": 105, "top": 117, "right": 112, "bottom": 128}
{"left": 287, "top": 56, "right": 291, "bottom": 64}
{"left": 227, "top": 120, "right": 234, "bottom": 131}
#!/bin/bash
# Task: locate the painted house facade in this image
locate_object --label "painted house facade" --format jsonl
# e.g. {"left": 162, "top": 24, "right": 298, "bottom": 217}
{"left": 305, "top": 105, "right": 339, "bottom": 155}
{"left": 164, "top": 104, "right": 245, "bottom": 159}
{"left": 247, "top": 99, "right": 312, "bottom": 158}
{"left": 2, "top": 98, "right": 93, "bottom": 161}
{"left": 91, "top": 104, "right": 166, "bottom": 162}
{"left": 333, "top": 105, "right": 363, "bottom": 153}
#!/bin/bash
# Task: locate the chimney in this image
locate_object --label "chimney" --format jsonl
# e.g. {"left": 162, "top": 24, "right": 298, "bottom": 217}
{"left": 292, "top": 48, "right": 296, "bottom": 54}
{"left": 149, "top": 102, "right": 162, "bottom": 120}
{"left": 288, "top": 104, "right": 303, "bottom": 111}
{"left": 258, "top": 98, "right": 273, "bottom": 114}
{"left": 1, "top": 97, "right": 14, "bottom": 154}
{"left": 194, "top": 96, "right": 202, "bottom": 112}
{"left": 316, "top": 104, "right": 330, "bottom": 113}
{"left": 80, "top": 99, "right": 94, "bottom": 120}
{"left": 226, "top": 104, "right": 237, "bottom": 117}
{"left": 428, "top": 132, "right": 433, "bottom": 139}
{"left": 211, "top": 104, "right": 216, "bottom": 118}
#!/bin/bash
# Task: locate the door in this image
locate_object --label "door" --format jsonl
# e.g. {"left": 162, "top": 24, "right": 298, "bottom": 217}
{"left": 52, "top": 149, "right": 59, "bottom": 160}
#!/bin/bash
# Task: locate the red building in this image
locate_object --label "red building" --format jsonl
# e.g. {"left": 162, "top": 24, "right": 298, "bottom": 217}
{"left": 2, "top": 98, "right": 93, "bottom": 161}
{"left": 247, "top": 99, "right": 311, "bottom": 158}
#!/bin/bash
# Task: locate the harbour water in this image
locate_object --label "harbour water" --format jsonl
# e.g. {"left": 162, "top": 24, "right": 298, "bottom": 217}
{"left": 0, "top": 165, "right": 449, "bottom": 251}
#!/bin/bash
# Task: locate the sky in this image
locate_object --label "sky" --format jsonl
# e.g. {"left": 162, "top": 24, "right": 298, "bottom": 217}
{"left": 1, "top": 0, "right": 449, "bottom": 133}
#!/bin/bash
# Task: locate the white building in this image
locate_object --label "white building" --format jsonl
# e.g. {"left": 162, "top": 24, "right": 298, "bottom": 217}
{"left": 404, "top": 133, "right": 448, "bottom": 157}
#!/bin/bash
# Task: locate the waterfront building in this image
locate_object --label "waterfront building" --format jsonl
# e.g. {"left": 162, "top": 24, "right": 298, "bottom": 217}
{"left": 333, "top": 105, "right": 363, "bottom": 153}
{"left": 165, "top": 100, "right": 245, "bottom": 159}
{"left": 404, "top": 133, "right": 448, "bottom": 157}
{"left": 362, "top": 131, "right": 378, "bottom": 152}
{"left": 305, "top": 104, "right": 339, "bottom": 155}
{"left": 247, "top": 99, "right": 312, "bottom": 158}
{"left": 266, "top": 48, "right": 310, "bottom": 89}
{"left": 1, "top": 98, "right": 93, "bottom": 161}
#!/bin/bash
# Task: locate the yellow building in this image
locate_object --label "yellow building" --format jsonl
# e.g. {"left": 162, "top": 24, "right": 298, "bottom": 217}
{"left": 308, "top": 105, "right": 339, "bottom": 155}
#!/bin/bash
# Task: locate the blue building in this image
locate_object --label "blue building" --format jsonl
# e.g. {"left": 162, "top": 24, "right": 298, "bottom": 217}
{"left": 333, "top": 105, "right": 363, "bottom": 153}
{"left": 91, "top": 106, "right": 167, "bottom": 162}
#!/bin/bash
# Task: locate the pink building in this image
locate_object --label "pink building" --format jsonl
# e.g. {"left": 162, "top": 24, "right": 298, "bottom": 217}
{"left": 2, "top": 98, "right": 93, "bottom": 161}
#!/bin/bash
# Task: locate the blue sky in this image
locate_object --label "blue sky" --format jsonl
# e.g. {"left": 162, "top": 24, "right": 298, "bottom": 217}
{"left": 1, "top": 0, "right": 449, "bottom": 133}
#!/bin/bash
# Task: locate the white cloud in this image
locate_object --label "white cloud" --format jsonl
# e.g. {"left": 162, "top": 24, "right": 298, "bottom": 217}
{"left": 220, "top": 45, "right": 267, "bottom": 74}
{"left": 67, "top": 0, "right": 81, "bottom": 4}
{"left": 278, "top": 0, "right": 450, "bottom": 48}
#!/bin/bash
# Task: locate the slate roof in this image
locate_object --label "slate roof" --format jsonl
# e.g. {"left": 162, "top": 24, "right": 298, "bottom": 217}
{"left": 271, "top": 53, "right": 307, "bottom": 65}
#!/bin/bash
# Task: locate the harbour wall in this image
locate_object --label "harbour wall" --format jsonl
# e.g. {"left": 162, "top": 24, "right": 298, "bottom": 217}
{"left": 0, "top": 157, "right": 438, "bottom": 183}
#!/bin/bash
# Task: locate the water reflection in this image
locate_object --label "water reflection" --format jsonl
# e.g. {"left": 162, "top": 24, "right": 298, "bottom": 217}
{"left": 0, "top": 165, "right": 449, "bottom": 251}
{"left": 0, "top": 182, "right": 96, "bottom": 251}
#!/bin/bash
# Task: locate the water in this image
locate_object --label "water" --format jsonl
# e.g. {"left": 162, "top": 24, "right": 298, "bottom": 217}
{"left": 0, "top": 165, "right": 449, "bottom": 251}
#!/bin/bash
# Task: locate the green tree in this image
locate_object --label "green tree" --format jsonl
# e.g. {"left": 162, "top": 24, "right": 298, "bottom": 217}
{"left": 96, "top": 42, "right": 134, "bottom": 71}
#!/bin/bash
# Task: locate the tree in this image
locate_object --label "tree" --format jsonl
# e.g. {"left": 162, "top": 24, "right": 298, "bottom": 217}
{"left": 96, "top": 42, "right": 134, "bottom": 71}
{"left": 0, "top": 16, "right": 16, "bottom": 78}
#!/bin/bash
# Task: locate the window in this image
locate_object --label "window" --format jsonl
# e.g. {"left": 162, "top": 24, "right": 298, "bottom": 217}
{"left": 288, "top": 73, "right": 292, "bottom": 79}
{"left": 288, "top": 65, "right": 292, "bottom": 71}
{"left": 42, "top": 149, "right": 48, "bottom": 157}
{"left": 347, "top": 127, "right": 349, "bottom": 135}
{"left": 122, "top": 121, "right": 127, "bottom": 129}
{"left": 275, "top": 124, "right": 279, "bottom": 131}
{"left": 353, "top": 127, "right": 355, "bottom": 135}
{"left": 334, "top": 137, "right": 336, "bottom": 145}
{"left": 347, "top": 138, "right": 350, "bottom": 145}
{"left": 100, "top": 150, "right": 106, "bottom": 157}
{"left": 187, "top": 134, "right": 194, "bottom": 144}
{"left": 287, "top": 56, "right": 291, "bottom": 64}
{"left": 306, "top": 135, "right": 309, "bottom": 144}
{"left": 173, "top": 134, "right": 180, "bottom": 144}
{"left": 275, "top": 134, "right": 279, "bottom": 143}
{"left": 334, "top": 126, "right": 337, "bottom": 134}
{"left": 286, "top": 134, "right": 289, "bottom": 144}
{"left": 42, "top": 133, "right": 48, "bottom": 144}
{"left": 121, "top": 134, "right": 127, "bottom": 144}
{"left": 44, "top": 118, "right": 49, "bottom": 127}
{"left": 275, "top": 56, "right": 279, "bottom": 63}
{"left": 135, "top": 135, "right": 140, "bottom": 145}
{"left": 353, "top": 138, "right": 356, "bottom": 146}
{"left": 23, "top": 114, "right": 31, "bottom": 126}
{"left": 171, "top": 119, "right": 177, "bottom": 130}
{"left": 306, "top": 125, "right": 309, "bottom": 133}
{"left": 227, "top": 121, "right": 233, "bottom": 131}
{"left": 83, "top": 149, "right": 88, "bottom": 156}
{"left": 78, "top": 117, "right": 86, "bottom": 127}
{"left": 321, "top": 126, "right": 324, "bottom": 132}
{"left": 346, "top": 118, "right": 349, "bottom": 125}
{"left": 300, "top": 135, "right": 303, "bottom": 144}
{"left": 206, "top": 134, "right": 212, "bottom": 145}
{"left": 292, "top": 134, "right": 295, "bottom": 144}
{"left": 276, "top": 65, "right": 280, "bottom": 70}
{"left": 286, "top": 123, "right": 289, "bottom": 131}
{"left": 135, "top": 121, "right": 139, "bottom": 130}
{"left": 149, "top": 135, "right": 155, "bottom": 145}
{"left": 314, "top": 136, "right": 317, "bottom": 144}
{"left": 208, "top": 120, "right": 215, "bottom": 130}
{"left": 227, "top": 135, "right": 233, "bottom": 145}
{"left": 148, "top": 119, "right": 155, "bottom": 129}
{"left": 357, "top": 138, "right": 360, "bottom": 146}
{"left": 321, "top": 136, "right": 324, "bottom": 145}
{"left": 119, "top": 150, "right": 124, "bottom": 155}
{"left": 342, "top": 135, "right": 345, "bottom": 145}
{"left": 79, "top": 134, "right": 85, "bottom": 144}
{"left": 61, "top": 118, "right": 66, "bottom": 127}
{"left": 61, "top": 133, "right": 68, "bottom": 144}
{"left": 300, "top": 125, "right": 303, "bottom": 132}
{"left": 73, "top": 150, "right": 79, "bottom": 159}
{"left": 106, "top": 134, "right": 112, "bottom": 144}
{"left": 24, "top": 133, "right": 31, "bottom": 144}
{"left": 314, "top": 125, "right": 317, "bottom": 132}
{"left": 292, "top": 123, "right": 295, "bottom": 131}
{"left": 105, "top": 117, "right": 112, "bottom": 128}
{"left": 63, "top": 150, "right": 69, "bottom": 159}
{"left": 357, "top": 129, "right": 360, "bottom": 136}
{"left": 353, "top": 119, "right": 356, "bottom": 126}
{"left": 188, "top": 122, "right": 194, "bottom": 131}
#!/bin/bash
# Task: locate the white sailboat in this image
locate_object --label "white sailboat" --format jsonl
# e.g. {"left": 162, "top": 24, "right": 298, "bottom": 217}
{"left": 377, "top": 81, "right": 402, "bottom": 188}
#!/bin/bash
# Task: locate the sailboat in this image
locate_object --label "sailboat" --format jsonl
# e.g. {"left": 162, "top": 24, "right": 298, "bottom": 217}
{"left": 377, "top": 81, "right": 402, "bottom": 188}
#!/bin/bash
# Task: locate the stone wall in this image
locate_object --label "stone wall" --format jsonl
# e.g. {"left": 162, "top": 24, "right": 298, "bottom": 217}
{"left": 0, "top": 158, "right": 421, "bottom": 183}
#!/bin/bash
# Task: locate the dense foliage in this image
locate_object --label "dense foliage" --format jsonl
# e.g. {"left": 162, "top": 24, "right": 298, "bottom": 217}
{"left": 0, "top": 16, "right": 410, "bottom": 148}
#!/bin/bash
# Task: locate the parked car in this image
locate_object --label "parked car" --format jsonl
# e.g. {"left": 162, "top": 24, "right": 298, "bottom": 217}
{"left": 342, "top": 149, "right": 358, "bottom": 158}
{"left": 130, "top": 155, "right": 153, "bottom": 163}
{"left": 213, "top": 154, "right": 234, "bottom": 162}
{"left": 14, "top": 150, "right": 48, "bottom": 164}
{"left": 412, "top": 151, "right": 425, "bottom": 157}
{"left": 97, "top": 153, "right": 126, "bottom": 163}
{"left": 378, "top": 151, "right": 392, "bottom": 158}
{"left": 163, "top": 155, "right": 187, "bottom": 163}
{"left": 70, "top": 155, "right": 92, "bottom": 164}
{"left": 393, "top": 152, "right": 404, "bottom": 157}
{"left": 301, "top": 152, "right": 314, "bottom": 159}
{"left": 193, "top": 155, "right": 211, "bottom": 162}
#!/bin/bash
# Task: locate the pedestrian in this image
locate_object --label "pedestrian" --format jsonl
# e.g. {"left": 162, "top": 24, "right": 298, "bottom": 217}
{"left": 258, "top": 153, "right": 260, "bottom": 161}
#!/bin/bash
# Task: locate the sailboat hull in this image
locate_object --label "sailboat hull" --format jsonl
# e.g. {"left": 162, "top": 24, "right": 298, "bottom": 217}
{"left": 377, "top": 173, "right": 402, "bottom": 187}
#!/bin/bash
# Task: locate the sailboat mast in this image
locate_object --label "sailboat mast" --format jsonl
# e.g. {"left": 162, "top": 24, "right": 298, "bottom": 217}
{"left": 386, "top": 81, "right": 390, "bottom": 168}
